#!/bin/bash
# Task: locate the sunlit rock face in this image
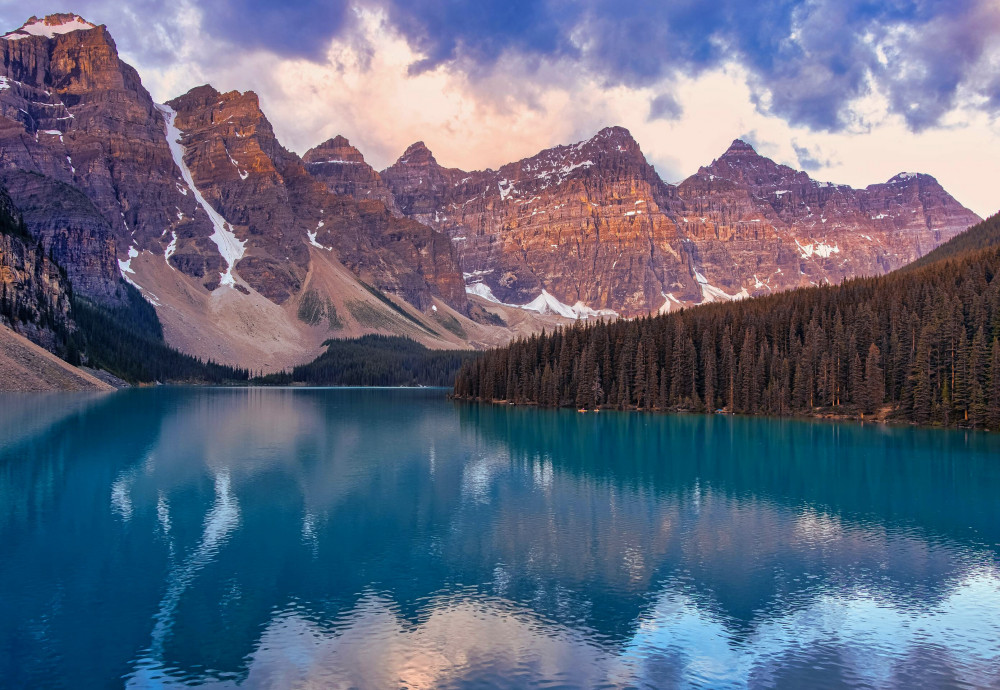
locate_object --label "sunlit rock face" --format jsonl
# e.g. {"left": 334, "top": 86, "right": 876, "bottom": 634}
{"left": 673, "top": 141, "right": 982, "bottom": 304}
{"left": 160, "top": 85, "right": 469, "bottom": 310}
{"left": 303, "top": 136, "right": 401, "bottom": 215}
{"left": 0, "top": 16, "right": 225, "bottom": 289}
{"left": 381, "top": 132, "right": 980, "bottom": 316}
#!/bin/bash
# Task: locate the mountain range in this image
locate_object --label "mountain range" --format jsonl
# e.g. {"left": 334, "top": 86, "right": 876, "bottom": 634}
{"left": 0, "top": 14, "right": 982, "bottom": 376}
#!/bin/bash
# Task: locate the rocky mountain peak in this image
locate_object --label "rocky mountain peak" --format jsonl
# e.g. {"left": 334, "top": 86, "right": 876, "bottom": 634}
{"left": 696, "top": 138, "right": 806, "bottom": 188}
{"left": 579, "top": 126, "right": 644, "bottom": 159}
{"left": 887, "top": 171, "right": 935, "bottom": 186}
{"left": 395, "top": 141, "right": 438, "bottom": 168}
{"left": 723, "top": 138, "right": 758, "bottom": 156}
{"left": 304, "top": 135, "right": 401, "bottom": 212}
{"left": 303, "top": 135, "right": 366, "bottom": 164}
{"left": 2, "top": 14, "right": 98, "bottom": 40}
{"left": 168, "top": 84, "right": 221, "bottom": 110}
{"left": 592, "top": 125, "right": 637, "bottom": 144}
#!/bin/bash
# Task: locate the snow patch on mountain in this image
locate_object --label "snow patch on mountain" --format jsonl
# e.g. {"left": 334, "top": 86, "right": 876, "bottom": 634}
{"left": 3, "top": 14, "right": 96, "bottom": 40}
{"left": 158, "top": 103, "right": 246, "bottom": 287}
{"left": 465, "top": 283, "right": 615, "bottom": 319}
{"left": 522, "top": 290, "right": 617, "bottom": 319}
{"left": 695, "top": 269, "right": 750, "bottom": 303}
{"left": 795, "top": 239, "right": 840, "bottom": 259}
{"left": 118, "top": 245, "right": 138, "bottom": 276}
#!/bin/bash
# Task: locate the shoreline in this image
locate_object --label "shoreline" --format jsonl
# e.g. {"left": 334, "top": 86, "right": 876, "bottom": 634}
{"left": 448, "top": 396, "right": 998, "bottom": 434}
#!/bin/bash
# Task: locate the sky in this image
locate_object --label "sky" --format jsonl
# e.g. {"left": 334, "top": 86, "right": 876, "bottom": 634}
{"left": 1, "top": 0, "right": 1000, "bottom": 217}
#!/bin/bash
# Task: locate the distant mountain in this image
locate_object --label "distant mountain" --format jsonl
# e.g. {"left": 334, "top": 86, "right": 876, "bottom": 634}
{"left": 455, "top": 211, "right": 1000, "bottom": 430}
{"left": 0, "top": 15, "right": 523, "bottom": 373}
{"left": 303, "top": 136, "right": 400, "bottom": 214}
{"left": 904, "top": 212, "right": 1000, "bottom": 271}
{"left": 381, "top": 132, "right": 980, "bottom": 317}
{"left": 0, "top": 12, "right": 983, "bottom": 377}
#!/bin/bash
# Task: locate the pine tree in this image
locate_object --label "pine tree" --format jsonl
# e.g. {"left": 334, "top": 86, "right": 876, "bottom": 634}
{"left": 989, "top": 338, "right": 1000, "bottom": 430}
{"left": 864, "top": 343, "right": 884, "bottom": 415}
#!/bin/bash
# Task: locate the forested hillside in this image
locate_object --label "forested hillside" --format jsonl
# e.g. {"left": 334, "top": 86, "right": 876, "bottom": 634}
{"left": 454, "top": 216, "right": 1000, "bottom": 430}
{"left": 71, "top": 286, "right": 250, "bottom": 384}
{"left": 906, "top": 212, "right": 1000, "bottom": 270}
{"left": 257, "top": 335, "right": 478, "bottom": 387}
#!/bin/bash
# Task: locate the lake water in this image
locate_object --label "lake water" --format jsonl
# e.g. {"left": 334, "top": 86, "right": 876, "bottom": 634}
{"left": 1, "top": 388, "right": 999, "bottom": 689}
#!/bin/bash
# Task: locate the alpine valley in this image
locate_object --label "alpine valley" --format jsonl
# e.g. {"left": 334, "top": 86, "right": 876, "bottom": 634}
{"left": 0, "top": 14, "right": 982, "bottom": 384}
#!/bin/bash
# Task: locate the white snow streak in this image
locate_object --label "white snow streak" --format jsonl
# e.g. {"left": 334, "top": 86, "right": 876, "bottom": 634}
{"left": 157, "top": 104, "right": 245, "bottom": 287}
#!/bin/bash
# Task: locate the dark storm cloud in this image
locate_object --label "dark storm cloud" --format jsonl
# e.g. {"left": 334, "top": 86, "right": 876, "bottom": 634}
{"left": 648, "top": 93, "right": 683, "bottom": 122}
{"left": 2, "top": 0, "right": 995, "bottom": 132}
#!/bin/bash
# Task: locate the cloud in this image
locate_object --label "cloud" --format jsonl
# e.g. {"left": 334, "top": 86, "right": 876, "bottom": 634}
{"left": 792, "top": 141, "right": 835, "bottom": 171}
{"left": 2, "top": 1, "right": 1000, "bottom": 218}
{"left": 370, "top": 0, "right": 1000, "bottom": 133}
{"left": 4, "top": 0, "right": 1000, "bottom": 133}
{"left": 648, "top": 93, "right": 683, "bottom": 122}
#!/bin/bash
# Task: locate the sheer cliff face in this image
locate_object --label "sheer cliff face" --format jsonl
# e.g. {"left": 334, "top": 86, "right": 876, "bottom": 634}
{"left": 0, "top": 16, "right": 467, "bottom": 319}
{"left": 381, "top": 133, "right": 981, "bottom": 316}
{"left": 0, "top": 169, "right": 121, "bottom": 304}
{"left": 165, "top": 86, "right": 467, "bottom": 310}
{"left": 0, "top": 184, "right": 74, "bottom": 351}
{"left": 0, "top": 16, "right": 222, "bottom": 290}
{"left": 381, "top": 127, "right": 689, "bottom": 314}
{"left": 303, "top": 136, "right": 401, "bottom": 214}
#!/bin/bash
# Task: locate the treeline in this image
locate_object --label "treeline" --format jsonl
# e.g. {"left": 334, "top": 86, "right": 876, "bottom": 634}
{"left": 455, "top": 215, "right": 1000, "bottom": 430}
{"left": 906, "top": 212, "right": 1000, "bottom": 271}
{"left": 257, "top": 335, "right": 478, "bottom": 387}
{"left": 72, "top": 285, "right": 250, "bottom": 384}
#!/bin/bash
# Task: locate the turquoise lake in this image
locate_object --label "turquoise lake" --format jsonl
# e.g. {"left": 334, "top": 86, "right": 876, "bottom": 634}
{"left": 1, "top": 387, "right": 999, "bottom": 688}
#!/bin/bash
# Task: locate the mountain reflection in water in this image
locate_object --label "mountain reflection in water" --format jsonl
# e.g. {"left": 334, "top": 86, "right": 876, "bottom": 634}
{"left": 0, "top": 388, "right": 997, "bottom": 688}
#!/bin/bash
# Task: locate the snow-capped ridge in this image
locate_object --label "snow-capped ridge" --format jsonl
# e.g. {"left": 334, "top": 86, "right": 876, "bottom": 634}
{"left": 888, "top": 172, "right": 936, "bottom": 185}
{"left": 3, "top": 14, "right": 97, "bottom": 40}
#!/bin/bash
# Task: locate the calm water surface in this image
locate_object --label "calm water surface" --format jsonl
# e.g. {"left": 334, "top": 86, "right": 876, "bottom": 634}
{"left": 1, "top": 387, "right": 999, "bottom": 688}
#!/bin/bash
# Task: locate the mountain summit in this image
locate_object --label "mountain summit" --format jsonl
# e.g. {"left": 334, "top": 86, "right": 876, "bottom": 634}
{"left": 2, "top": 14, "right": 97, "bottom": 40}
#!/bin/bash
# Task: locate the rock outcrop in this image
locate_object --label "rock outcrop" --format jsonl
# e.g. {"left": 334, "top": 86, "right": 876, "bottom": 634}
{"left": 0, "top": 169, "right": 122, "bottom": 303}
{"left": 0, "top": 14, "right": 223, "bottom": 288}
{"left": 303, "top": 136, "right": 400, "bottom": 213}
{"left": 0, "top": 183, "right": 74, "bottom": 352}
{"left": 381, "top": 131, "right": 981, "bottom": 316}
{"left": 165, "top": 85, "right": 468, "bottom": 310}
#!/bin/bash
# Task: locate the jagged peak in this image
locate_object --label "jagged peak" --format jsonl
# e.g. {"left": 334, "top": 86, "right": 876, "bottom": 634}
{"left": 167, "top": 85, "right": 264, "bottom": 115}
{"left": 584, "top": 125, "right": 639, "bottom": 150}
{"left": 888, "top": 171, "right": 935, "bottom": 185}
{"left": 3, "top": 14, "right": 98, "bottom": 41}
{"left": 304, "top": 135, "right": 367, "bottom": 164}
{"left": 394, "top": 141, "right": 437, "bottom": 167}
{"left": 594, "top": 125, "right": 633, "bottom": 139}
{"left": 723, "top": 139, "right": 759, "bottom": 156}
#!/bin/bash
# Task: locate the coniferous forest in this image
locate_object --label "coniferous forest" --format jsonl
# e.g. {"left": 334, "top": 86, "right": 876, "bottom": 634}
{"left": 454, "top": 214, "right": 1000, "bottom": 430}
{"left": 256, "top": 335, "right": 479, "bottom": 387}
{"left": 71, "top": 285, "right": 251, "bottom": 384}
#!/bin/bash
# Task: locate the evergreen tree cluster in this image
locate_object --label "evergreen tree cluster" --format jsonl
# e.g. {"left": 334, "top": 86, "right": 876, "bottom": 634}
{"left": 71, "top": 285, "right": 250, "bottom": 384}
{"left": 257, "top": 335, "right": 478, "bottom": 387}
{"left": 906, "top": 212, "right": 1000, "bottom": 271}
{"left": 455, "top": 216, "right": 1000, "bottom": 430}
